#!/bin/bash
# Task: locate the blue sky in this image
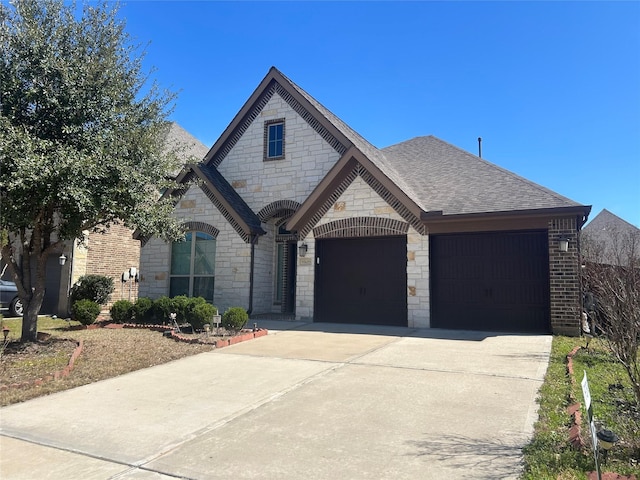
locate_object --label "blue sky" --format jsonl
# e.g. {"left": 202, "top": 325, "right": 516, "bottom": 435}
{"left": 116, "top": 1, "right": 640, "bottom": 227}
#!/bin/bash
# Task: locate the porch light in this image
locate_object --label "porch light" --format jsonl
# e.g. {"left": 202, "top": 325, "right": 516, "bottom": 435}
{"left": 299, "top": 243, "right": 308, "bottom": 257}
{"left": 129, "top": 267, "right": 137, "bottom": 278}
{"left": 559, "top": 237, "right": 570, "bottom": 252}
{"left": 59, "top": 254, "right": 67, "bottom": 266}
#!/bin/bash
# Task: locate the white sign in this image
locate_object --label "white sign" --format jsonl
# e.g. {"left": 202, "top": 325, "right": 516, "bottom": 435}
{"left": 581, "top": 371, "right": 591, "bottom": 413}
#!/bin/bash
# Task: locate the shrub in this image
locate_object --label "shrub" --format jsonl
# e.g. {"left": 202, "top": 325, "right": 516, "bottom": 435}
{"left": 110, "top": 300, "right": 133, "bottom": 323}
{"left": 222, "top": 307, "right": 248, "bottom": 331}
{"left": 190, "top": 302, "right": 218, "bottom": 331}
{"left": 153, "top": 296, "right": 174, "bottom": 324}
{"left": 70, "top": 275, "right": 115, "bottom": 305}
{"left": 171, "top": 295, "right": 190, "bottom": 323}
{"left": 72, "top": 299, "right": 101, "bottom": 325}
{"left": 133, "top": 297, "right": 154, "bottom": 324}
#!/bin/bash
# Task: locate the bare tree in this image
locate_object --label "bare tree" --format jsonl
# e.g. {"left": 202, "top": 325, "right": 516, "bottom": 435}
{"left": 582, "top": 223, "right": 640, "bottom": 407}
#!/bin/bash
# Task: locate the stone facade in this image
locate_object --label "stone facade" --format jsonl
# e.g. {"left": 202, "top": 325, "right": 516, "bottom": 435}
{"left": 218, "top": 93, "right": 340, "bottom": 210}
{"left": 141, "top": 92, "right": 342, "bottom": 316}
{"left": 139, "top": 186, "right": 252, "bottom": 314}
{"left": 297, "top": 176, "right": 430, "bottom": 327}
{"left": 138, "top": 75, "right": 586, "bottom": 336}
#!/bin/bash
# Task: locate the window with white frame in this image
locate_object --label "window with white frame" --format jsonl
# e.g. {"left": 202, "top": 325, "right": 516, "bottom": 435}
{"left": 170, "top": 232, "right": 216, "bottom": 302}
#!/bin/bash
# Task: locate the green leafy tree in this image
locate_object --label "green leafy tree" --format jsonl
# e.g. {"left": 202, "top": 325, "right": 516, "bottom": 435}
{"left": 0, "top": 0, "right": 186, "bottom": 342}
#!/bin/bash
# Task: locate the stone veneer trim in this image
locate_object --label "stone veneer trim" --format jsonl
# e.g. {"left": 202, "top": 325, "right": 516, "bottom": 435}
{"left": 298, "top": 162, "right": 424, "bottom": 239}
{"left": 210, "top": 81, "right": 347, "bottom": 168}
{"left": 180, "top": 221, "right": 220, "bottom": 239}
{"left": 258, "top": 200, "right": 302, "bottom": 222}
{"left": 313, "top": 217, "right": 409, "bottom": 239}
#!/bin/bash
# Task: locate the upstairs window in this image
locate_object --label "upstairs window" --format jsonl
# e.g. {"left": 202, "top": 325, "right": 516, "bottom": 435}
{"left": 264, "top": 119, "right": 285, "bottom": 160}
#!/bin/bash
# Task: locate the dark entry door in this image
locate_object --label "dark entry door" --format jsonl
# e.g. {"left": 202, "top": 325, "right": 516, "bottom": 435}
{"left": 430, "top": 231, "right": 550, "bottom": 333}
{"left": 315, "top": 236, "right": 407, "bottom": 326}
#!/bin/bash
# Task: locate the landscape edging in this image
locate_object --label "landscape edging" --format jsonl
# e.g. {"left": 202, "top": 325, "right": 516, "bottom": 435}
{"left": 2, "top": 324, "right": 268, "bottom": 392}
{"left": 0, "top": 340, "right": 84, "bottom": 392}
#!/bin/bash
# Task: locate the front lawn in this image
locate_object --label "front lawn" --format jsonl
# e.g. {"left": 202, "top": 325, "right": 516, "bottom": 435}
{"left": 0, "top": 316, "right": 214, "bottom": 406}
{"left": 522, "top": 336, "right": 640, "bottom": 479}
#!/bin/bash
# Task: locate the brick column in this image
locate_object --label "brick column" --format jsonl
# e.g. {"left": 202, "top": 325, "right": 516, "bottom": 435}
{"left": 548, "top": 218, "right": 581, "bottom": 336}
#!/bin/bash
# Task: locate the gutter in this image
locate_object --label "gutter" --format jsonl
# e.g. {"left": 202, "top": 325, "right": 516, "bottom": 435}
{"left": 420, "top": 205, "right": 592, "bottom": 224}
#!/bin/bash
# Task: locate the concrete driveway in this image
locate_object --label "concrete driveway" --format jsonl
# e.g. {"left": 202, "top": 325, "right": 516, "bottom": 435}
{"left": 0, "top": 322, "right": 551, "bottom": 479}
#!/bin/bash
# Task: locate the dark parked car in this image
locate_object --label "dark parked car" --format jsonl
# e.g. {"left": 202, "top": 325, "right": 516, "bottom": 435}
{"left": 0, "top": 279, "right": 23, "bottom": 317}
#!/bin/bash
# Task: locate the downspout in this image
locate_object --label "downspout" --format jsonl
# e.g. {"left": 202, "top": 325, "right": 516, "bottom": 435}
{"left": 247, "top": 234, "right": 258, "bottom": 316}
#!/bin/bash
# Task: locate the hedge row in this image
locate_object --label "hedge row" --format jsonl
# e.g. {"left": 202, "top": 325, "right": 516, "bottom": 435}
{"left": 109, "top": 296, "right": 248, "bottom": 332}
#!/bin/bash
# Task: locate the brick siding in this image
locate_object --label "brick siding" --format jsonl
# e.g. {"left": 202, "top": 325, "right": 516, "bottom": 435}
{"left": 548, "top": 217, "right": 581, "bottom": 335}
{"left": 86, "top": 224, "right": 141, "bottom": 306}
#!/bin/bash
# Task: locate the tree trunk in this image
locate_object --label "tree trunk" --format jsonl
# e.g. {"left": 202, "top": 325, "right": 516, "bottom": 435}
{"left": 2, "top": 231, "right": 57, "bottom": 344}
{"left": 18, "top": 261, "right": 48, "bottom": 343}
{"left": 20, "top": 301, "right": 40, "bottom": 343}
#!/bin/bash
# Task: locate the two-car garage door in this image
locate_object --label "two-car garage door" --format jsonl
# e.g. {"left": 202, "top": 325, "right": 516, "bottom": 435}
{"left": 430, "top": 230, "right": 550, "bottom": 333}
{"left": 313, "top": 230, "right": 550, "bottom": 333}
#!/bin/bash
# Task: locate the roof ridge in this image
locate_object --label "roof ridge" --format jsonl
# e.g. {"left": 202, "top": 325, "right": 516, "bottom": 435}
{"left": 589, "top": 209, "right": 640, "bottom": 232}
{"left": 277, "top": 69, "right": 382, "bottom": 154}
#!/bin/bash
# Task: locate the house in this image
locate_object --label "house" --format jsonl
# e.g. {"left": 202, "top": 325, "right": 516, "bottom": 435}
{"left": 139, "top": 67, "right": 591, "bottom": 335}
{"left": 32, "top": 122, "right": 209, "bottom": 317}
{"left": 581, "top": 209, "right": 640, "bottom": 266}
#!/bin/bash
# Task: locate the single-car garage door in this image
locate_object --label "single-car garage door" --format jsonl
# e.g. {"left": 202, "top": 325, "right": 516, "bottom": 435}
{"left": 315, "top": 236, "right": 407, "bottom": 326}
{"left": 430, "top": 230, "right": 550, "bottom": 333}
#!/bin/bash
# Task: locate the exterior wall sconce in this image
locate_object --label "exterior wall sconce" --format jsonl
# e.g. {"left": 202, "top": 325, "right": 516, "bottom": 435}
{"left": 298, "top": 243, "right": 308, "bottom": 257}
{"left": 58, "top": 254, "right": 67, "bottom": 266}
{"left": 559, "top": 237, "right": 570, "bottom": 252}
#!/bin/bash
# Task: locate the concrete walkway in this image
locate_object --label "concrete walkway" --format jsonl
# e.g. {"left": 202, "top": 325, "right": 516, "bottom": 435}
{"left": 0, "top": 322, "right": 551, "bottom": 479}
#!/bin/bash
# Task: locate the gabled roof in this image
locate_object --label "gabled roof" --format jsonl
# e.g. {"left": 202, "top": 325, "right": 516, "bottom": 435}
{"left": 196, "top": 67, "right": 590, "bottom": 237}
{"left": 582, "top": 209, "right": 640, "bottom": 265}
{"left": 188, "top": 163, "right": 265, "bottom": 241}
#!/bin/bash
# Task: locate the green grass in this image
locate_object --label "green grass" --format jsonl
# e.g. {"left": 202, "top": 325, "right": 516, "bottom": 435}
{"left": 521, "top": 336, "right": 640, "bottom": 479}
{"left": 1, "top": 316, "right": 81, "bottom": 341}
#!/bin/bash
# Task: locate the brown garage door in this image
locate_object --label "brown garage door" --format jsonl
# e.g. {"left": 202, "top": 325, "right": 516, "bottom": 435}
{"left": 430, "top": 231, "right": 550, "bottom": 333}
{"left": 315, "top": 236, "right": 407, "bottom": 326}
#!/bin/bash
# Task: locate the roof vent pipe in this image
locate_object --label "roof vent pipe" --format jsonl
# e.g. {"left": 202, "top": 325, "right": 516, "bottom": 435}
{"left": 478, "top": 137, "right": 482, "bottom": 158}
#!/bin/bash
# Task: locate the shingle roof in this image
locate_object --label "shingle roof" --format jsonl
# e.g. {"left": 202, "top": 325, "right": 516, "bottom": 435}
{"left": 381, "top": 136, "right": 583, "bottom": 215}
{"left": 163, "top": 122, "right": 209, "bottom": 174}
{"left": 195, "top": 163, "right": 264, "bottom": 236}
{"left": 278, "top": 70, "right": 422, "bottom": 206}
{"left": 582, "top": 209, "right": 640, "bottom": 264}
{"left": 279, "top": 69, "right": 584, "bottom": 216}
{"left": 194, "top": 67, "right": 590, "bottom": 235}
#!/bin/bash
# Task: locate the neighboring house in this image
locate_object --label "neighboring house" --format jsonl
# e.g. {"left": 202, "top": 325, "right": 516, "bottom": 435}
{"left": 139, "top": 67, "right": 591, "bottom": 335}
{"left": 38, "top": 122, "right": 208, "bottom": 317}
{"left": 581, "top": 209, "right": 640, "bottom": 266}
